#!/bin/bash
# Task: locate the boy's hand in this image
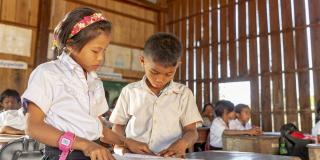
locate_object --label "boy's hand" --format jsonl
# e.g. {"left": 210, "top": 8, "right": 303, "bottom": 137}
{"left": 82, "top": 141, "right": 115, "bottom": 160}
{"left": 125, "top": 138, "right": 154, "bottom": 155}
{"left": 158, "top": 139, "right": 188, "bottom": 158}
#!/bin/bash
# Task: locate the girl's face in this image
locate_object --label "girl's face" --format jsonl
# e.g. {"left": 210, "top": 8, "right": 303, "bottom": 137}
{"left": 226, "top": 111, "right": 236, "bottom": 120}
{"left": 71, "top": 33, "right": 111, "bottom": 72}
{"left": 237, "top": 107, "right": 251, "bottom": 123}
{"left": 204, "top": 105, "right": 214, "bottom": 116}
{"left": 1, "top": 96, "right": 20, "bottom": 110}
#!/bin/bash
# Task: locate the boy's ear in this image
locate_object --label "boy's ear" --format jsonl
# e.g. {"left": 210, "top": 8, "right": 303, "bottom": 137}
{"left": 139, "top": 55, "right": 145, "bottom": 66}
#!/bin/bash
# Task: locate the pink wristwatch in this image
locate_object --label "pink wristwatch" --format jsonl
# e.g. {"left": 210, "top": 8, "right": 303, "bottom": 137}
{"left": 58, "top": 132, "right": 75, "bottom": 160}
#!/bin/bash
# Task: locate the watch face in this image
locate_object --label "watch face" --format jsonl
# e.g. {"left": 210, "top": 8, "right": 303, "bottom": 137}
{"left": 61, "top": 138, "right": 71, "bottom": 146}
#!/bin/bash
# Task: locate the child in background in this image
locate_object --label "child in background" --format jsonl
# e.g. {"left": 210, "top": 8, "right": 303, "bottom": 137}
{"left": 0, "top": 89, "right": 21, "bottom": 111}
{"left": 0, "top": 89, "right": 25, "bottom": 135}
{"left": 229, "top": 104, "right": 261, "bottom": 131}
{"left": 209, "top": 100, "right": 261, "bottom": 150}
{"left": 201, "top": 103, "right": 215, "bottom": 127}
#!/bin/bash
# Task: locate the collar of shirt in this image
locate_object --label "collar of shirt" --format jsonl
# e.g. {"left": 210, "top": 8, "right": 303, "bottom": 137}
{"left": 217, "top": 117, "right": 229, "bottom": 129}
{"left": 57, "top": 52, "right": 100, "bottom": 91}
{"left": 139, "top": 76, "right": 182, "bottom": 96}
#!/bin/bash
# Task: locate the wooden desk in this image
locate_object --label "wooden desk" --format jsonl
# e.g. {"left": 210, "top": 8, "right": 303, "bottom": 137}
{"left": 186, "top": 150, "right": 300, "bottom": 160}
{"left": 223, "top": 132, "right": 280, "bottom": 154}
{"left": 197, "top": 127, "right": 210, "bottom": 143}
{"left": 0, "top": 134, "right": 24, "bottom": 148}
{"left": 307, "top": 144, "right": 320, "bottom": 160}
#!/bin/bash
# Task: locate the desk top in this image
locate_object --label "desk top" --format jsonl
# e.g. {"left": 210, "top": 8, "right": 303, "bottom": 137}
{"left": 0, "top": 134, "right": 24, "bottom": 143}
{"left": 186, "top": 151, "right": 300, "bottom": 160}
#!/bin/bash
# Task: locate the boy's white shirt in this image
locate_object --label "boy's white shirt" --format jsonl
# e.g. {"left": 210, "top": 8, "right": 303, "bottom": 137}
{"left": 209, "top": 117, "right": 228, "bottom": 148}
{"left": 22, "top": 52, "right": 108, "bottom": 141}
{"left": 0, "top": 108, "right": 26, "bottom": 130}
{"left": 229, "top": 119, "right": 252, "bottom": 130}
{"left": 312, "top": 121, "right": 320, "bottom": 136}
{"left": 109, "top": 76, "right": 203, "bottom": 153}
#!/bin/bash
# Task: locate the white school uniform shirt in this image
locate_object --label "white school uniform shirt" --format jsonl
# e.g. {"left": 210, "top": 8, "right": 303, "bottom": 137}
{"left": 109, "top": 76, "right": 203, "bottom": 153}
{"left": 0, "top": 108, "right": 26, "bottom": 130}
{"left": 229, "top": 119, "right": 252, "bottom": 130}
{"left": 209, "top": 117, "right": 228, "bottom": 148}
{"left": 312, "top": 121, "right": 320, "bottom": 136}
{"left": 22, "top": 52, "right": 108, "bottom": 141}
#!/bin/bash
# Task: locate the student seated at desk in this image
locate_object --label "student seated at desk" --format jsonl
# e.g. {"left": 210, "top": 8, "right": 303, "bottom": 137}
{"left": 201, "top": 103, "right": 215, "bottom": 127}
{"left": 229, "top": 104, "right": 261, "bottom": 132}
{"left": 209, "top": 100, "right": 261, "bottom": 150}
{"left": 110, "top": 32, "right": 203, "bottom": 158}
{"left": 0, "top": 89, "right": 25, "bottom": 135}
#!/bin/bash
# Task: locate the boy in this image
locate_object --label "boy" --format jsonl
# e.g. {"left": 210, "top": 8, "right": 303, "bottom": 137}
{"left": 0, "top": 89, "right": 25, "bottom": 134}
{"left": 229, "top": 104, "right": 253, "bottom": 130}
{"left": 110, "top": 32, "right": 202, "bottom": 157}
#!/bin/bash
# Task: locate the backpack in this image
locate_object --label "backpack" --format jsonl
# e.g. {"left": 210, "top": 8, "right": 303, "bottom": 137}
{"left": 279, "top": 123, "right": 313, "bottom": 160}
{"left": 0, "top": 137, "right": 44, "bottom": 160}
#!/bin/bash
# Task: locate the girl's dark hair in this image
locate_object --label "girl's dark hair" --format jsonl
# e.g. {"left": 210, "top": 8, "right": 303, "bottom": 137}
{"left": 53, "top": 7, "right": 112, "bottom": 56}
{"left": 214, "top": 100, "right": 234, "bottom": 117}
{"left": 235, "top": 104, "right": 250, "bottom": 114}
{"left": 202, "top": 103, "right": 213, "bottom": 113}
{"left": 0, "top": 89, "right": 21, "bottom": 103}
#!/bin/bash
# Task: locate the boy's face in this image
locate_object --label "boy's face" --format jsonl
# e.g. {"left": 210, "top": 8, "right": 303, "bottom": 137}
{"left": 238, "top": 107, "right": 251, "bottom": 123}
{"left": 226, "top": 111, "right": 236, "bottom": 120}
{"left": 140, "top": 56, "right": 179, "bottom": 90}
{"left": 1, "top": 96, "right": 20, "bottom": 110}
{"left": 71, "top": 33, "right": 111, "bottom": 72}
{"left": 204, "top": 105, "right": 214, "bottom": 116}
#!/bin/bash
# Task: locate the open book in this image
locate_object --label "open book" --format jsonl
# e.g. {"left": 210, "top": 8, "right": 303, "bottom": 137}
{"left": 113, "top": 153, "right": 204, "bottom": 160}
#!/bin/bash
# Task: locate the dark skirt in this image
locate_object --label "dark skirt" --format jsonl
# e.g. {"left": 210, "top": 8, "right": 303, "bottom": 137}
{"left": 42, "top": 146, "right": 90, "bottom": 160}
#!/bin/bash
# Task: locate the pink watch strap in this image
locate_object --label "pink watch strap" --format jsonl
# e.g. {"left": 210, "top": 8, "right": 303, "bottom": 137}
{"left": 58, "top": 132, "right": 75, "bottom": 160}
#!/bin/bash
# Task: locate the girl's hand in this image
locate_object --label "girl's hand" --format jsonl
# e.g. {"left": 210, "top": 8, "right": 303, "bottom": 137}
{"left": 82, "top": 141, "right": 115, "bottom": 160}
{"left": 124, "top": 138, "right": 154, "bottom": 155}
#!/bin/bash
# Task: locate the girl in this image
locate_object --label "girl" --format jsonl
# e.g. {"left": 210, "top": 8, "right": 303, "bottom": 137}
{"left": 22, "top": 7, "right": 140, "bottom": 160}
{"left": 209, "top": 100, "right": 261, "bottom": 150}
{"left": 229, "top": 104, "right": 260, "bottom": 130}
{"left": 201, "top": 103, "right": 215, "bottom": 127}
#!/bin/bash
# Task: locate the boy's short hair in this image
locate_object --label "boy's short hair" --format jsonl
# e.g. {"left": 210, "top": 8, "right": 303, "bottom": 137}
{"left": 235, "top": 104, "right": 250, "bottom": 114}
{"left": 144, "top": 32, "right": 182, "bottom": 67}
{"left": 0, "top": 89, "right": 21, "bottom": 103}
{"left": 215, "top": 100, "right": 234, "bottom": 117}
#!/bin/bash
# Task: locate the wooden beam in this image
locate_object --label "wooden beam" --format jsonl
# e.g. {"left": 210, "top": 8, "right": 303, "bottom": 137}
{"left": 258, "top": 0, "right": 272, "bottom": 131}
{"left": 220, "top": 0, "right": 228, "bottom": 80}
{"left": 281, "top": 0, "right": 298, "bottom": 126}
{"left": 211, "top": 0, "right": 219, "bottom": 103}
{"left": 248, "top": 0, "right": 260, "bottom": 127}
{"left": 228, "top": 0, "right": 237, "bottom": 79}
{"left": 195, "top": 0, "right": 202, "bottom": 110}
{"left": 203, "top": 0, "right": 210, "bottom": 104}
{"left": 294, "top": 0, "right": 311, "bottom": 133}
{"left": 269, "top": 0, "right": 284, "bottom": 131}
{"left": 35, "top": 0, "right": 51, "bottom": 66}
{"left": 188, "top": 0, "right": 195, "bottom": 93}
{"left": 238, "top": 0, "right": 247, "bottom": 76}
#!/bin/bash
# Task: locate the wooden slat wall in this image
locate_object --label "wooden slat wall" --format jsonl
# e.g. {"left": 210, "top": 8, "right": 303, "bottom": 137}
{"left": 0, "top": 0, "right": 39, "bottom": 94}
{"left": 294, "top": 0, "right": 311, "bottom": 133}
{"left": 281, "top": 0, "right": 298, "bottom": 127}
{"left": 228, "top": 0, "right": 237, "bottom": 79}
{"left": 166, "top": 0, "right": 320, "bottom": 131}
{"left": 248, "top": 0, "right": 260, "bottom": 126}
{"left": 269, "top": 0, "right": 284, "bottom": 131}
{"left": 180, "top": 0, "right": 187, "bottom": 85}
{"left": 309, "top": 0, "right": 320, "bottom": 111}
{"left": 0, "top": 0, "right": 160, "bottom": 95}
{"left": 195, "top": 0, "right": 202, "bottom": 109}
{"left": 211, "top": 0, "right": 219, "bottom": 103}
{"left": 203, "top": 0, "right": 210, "bottom": 104}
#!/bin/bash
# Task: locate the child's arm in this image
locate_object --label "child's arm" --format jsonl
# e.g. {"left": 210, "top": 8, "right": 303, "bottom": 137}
{"left": 224, "top": 127, "right": 262, "bottom": 136}
{"left": 0, "top": 126, "right": 25, "bottom": 135}
{"left": 26, "top": 102, "right": 115, "bottom": 160}
{"left": 111, "top": 124, "right": 154, "bottom": 155}
{"left": 158, "top": 122, "right": 198, "bottom": 157}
